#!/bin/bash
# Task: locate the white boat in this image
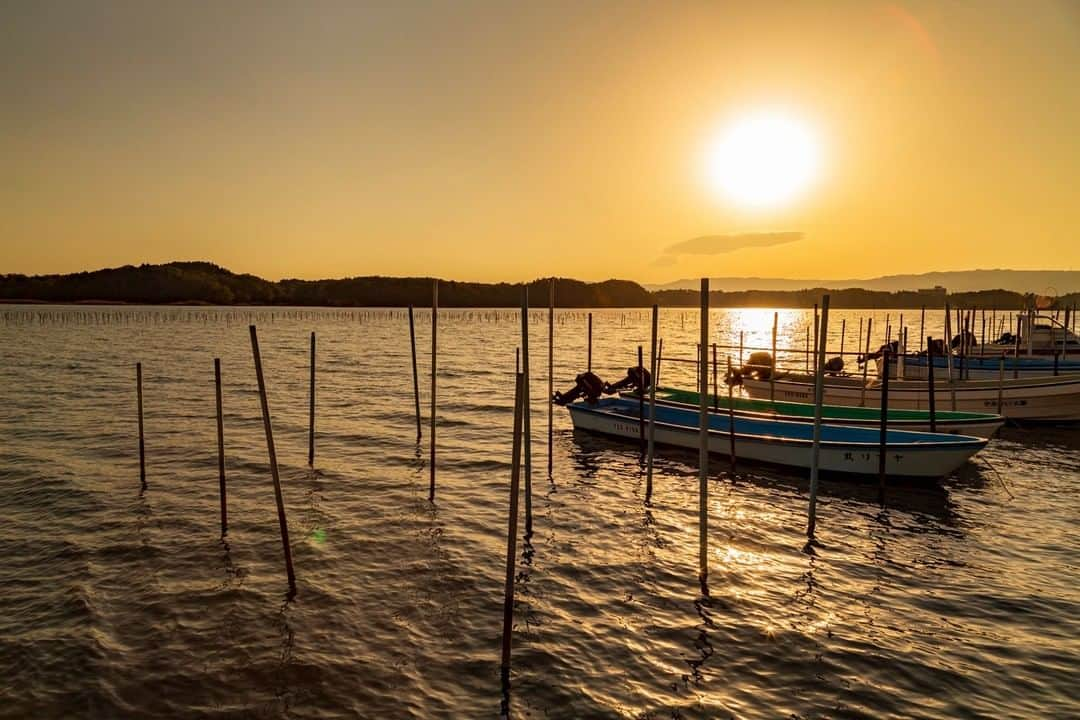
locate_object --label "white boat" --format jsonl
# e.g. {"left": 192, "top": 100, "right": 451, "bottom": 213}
{"left": 567, "top": 397, "right": 987, "bottom": 480}
{"left": 878, "top": 353, "right": 1080, "bottom": 380}
{"left": 742, "top": 373, "right": 1080, "bottom": 422}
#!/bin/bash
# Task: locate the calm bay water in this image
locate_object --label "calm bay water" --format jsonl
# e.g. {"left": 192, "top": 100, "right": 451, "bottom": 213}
{"left": 1, "top": 306, "right": 1077, "bottom": 719}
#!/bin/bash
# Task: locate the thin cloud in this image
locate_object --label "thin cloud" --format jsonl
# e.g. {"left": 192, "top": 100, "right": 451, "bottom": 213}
{"left": 664, "top": 232, "right": 803, "bottom": 257}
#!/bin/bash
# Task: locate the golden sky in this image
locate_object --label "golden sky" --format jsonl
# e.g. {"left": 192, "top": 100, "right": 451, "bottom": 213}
{"left": 3, "top": 1, "right": 1078, "bottom": 282}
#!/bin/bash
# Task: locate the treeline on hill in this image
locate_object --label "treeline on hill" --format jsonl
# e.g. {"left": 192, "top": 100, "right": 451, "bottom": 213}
{"left": 0, "top": 262, "right": 1039, "bottom": 309}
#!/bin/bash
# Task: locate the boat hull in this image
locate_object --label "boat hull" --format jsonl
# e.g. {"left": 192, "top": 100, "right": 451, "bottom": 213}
{"left": 622, "top": 389, "right": 1003, "bottom": 438}
{"left": 568, "top": 398, "right": 986, "bottom": 479}
{"left": 743, "top": 375, "right": 1080, "bottom": 421}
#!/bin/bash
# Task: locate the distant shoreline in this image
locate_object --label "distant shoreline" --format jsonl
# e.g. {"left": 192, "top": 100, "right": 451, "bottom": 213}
{"left": 3, "top": 261, "right": 1077, "bottom": 309}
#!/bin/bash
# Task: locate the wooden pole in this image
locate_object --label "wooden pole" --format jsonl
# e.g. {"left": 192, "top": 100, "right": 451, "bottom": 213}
{"left": 308, "top": 331, "right": 315, "bottom": 465}
{"left": 878, "top": 348, "right": 891, "bottom": 497}
{"left": 726, "top": 356, "right": 736, "bottom": 474}
{"left": 698, "top": 278, "right": 709, "bottom": 582}
{"left": 807, "top": 295, "right": 829, "bottom": 538}
{"left": 739, "top": 330, "right": 744, "bottom": 368}
{"left": 520, "top": 287, "right": 532, "bottom": 534}
{"left": 997, "top": 354, "right": 1005, "bottom": 415}
{"left": 945, "top": 303, "right": 957, "bottom": 411}
{"left": 656, "top": 338, "right": 664, "bottom": 388}
{"left": 770, "top": 312, "right": 778, "bottom": 402}
{"left": 548, "top": 279, "right": 555, "bottom": 477}
{"left": 587, "top": 312, "right": 593, "bottom": 372}
{"left": 926, "top": 338, "right": 937, "bottom": 432}
{"left": 136, "top": 362, "right": 146, "bottom": 489}
{"left": 919, "top": 306, "right": 926, "bottom": 354}
{"left": 499, "top": 372, "right": 526, "bottom": 712}
{"left": 1013, "top": 315, "right": 1022, "bottom": 379}
{"left": 812, "top": 303, "right": 819, "bottom": 375}
{"left": 638, "top": 345, "right": 646, "bottom": 452}
{"left": 646, "top": 305, "right": 658, "bottom": 501}
{"left": 249, "top": 325, "right": 297, "bottom": 592}
{"left": 409, "top": 305, "right": 421, "bottom": 441}
{"left": 711, "top": 343, "right": 718, "bottom": 412}
{"left": 861, "top": 318, "right": 873, "bottom": 407}
{"left": 839, "top": 318, "right": 846, "bottom": 358}
{"left": 430, "top": 280, "right": 438, "bottom": 500}
{"left": 215, "top": 358, "right": 227, "bottom": 536}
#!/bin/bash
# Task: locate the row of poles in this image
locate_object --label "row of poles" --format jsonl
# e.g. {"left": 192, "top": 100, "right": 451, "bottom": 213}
{"left": 129, "top": 282, "right": 1017, "bottom": 713}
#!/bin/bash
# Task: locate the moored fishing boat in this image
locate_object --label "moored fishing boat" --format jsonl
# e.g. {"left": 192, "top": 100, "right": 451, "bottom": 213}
{"left": 623, "top": 386, "right": 1004, "bottom": 437}
{"left": 567, "top": 397, "right": 987, "bottom": 479}
{"left": 741, "top": 372, "right": 1080, "bottom": 421}
{"left": 879, "top": 353, "right": 1080, "bottom": 380}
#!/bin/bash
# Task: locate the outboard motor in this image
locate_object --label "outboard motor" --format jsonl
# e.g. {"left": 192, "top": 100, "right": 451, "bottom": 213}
{"left": 553, "top": 371, "right": 605, "bottom": 405}
{"left": 950, "top": 330, "right": 977, "bottom": 350}
{"left": 823, "top": 356, "right": 845, "bottom": 374}
{"left": 603, "top": 365, "right": 652, "bottom": 395}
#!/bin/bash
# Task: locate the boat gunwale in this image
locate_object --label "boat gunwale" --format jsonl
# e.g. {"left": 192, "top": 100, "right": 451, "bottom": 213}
{"left": 568, "top": 399, "right": 989, "bottom": 452}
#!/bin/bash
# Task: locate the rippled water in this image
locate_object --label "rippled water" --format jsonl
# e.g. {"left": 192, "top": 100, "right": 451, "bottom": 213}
{"left": 1, "top": 306, "right": 1077, "bottom": 719}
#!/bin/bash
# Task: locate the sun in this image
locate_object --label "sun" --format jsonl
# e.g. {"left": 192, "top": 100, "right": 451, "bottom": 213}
{"left": 704, "top": 110, "right": 822, "bottom": 209}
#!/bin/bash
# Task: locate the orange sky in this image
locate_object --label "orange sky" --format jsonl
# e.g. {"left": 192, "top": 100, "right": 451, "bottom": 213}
{"left": 3, "top": 1, "right": 1078, "bottom": 282}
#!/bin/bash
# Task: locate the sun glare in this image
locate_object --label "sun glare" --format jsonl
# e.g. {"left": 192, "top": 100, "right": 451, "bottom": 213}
{"left": 705, "top": 110, "right": 822, "bottom": 209}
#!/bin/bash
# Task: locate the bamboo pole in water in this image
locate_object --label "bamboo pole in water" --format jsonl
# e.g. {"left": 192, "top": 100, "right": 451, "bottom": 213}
{"left": 1013, "top": 316, "right": 1022, "bottom": 379}
{"left": 919, "top": 306, "right": 926, "bottom": 354}
{"left": 807, "top": 295, "right": 829, "bottom": 538}
{"left": 215, "top": 358, "right": 227, "bottom": 536}
{"left": 499, "top": 372, "right": 525, "bottom": 714}
{"left": 812, "top": 304, "right": 819, "bottom": 375}
{"left": 548, "top": 279, "right": 554, "bottom": 477}
{"left": 711, "top": 343, "right": 718, "bottom": 412}
{"left": 136, "top": 362, "right": 146, "bottom": 489}
{"left": 520, "top": 287, "right": 532, "bottom": 534}
{"left": 726, "top": 356, "right": 736, "bottom": 474}
{"left": 878, "top": 348, "right": 891, "bottom": 497}
{"left": 861, "top": 318, "right": 872, "bottom": 407}
{"left": 698, "top": 279, "right": 709, "bottom": 582}
{"left": 308, "top": 331, "right": 315, "bottom": 466}
{"left": 646, "top": 305, "right": 658, "bottom": 501}
{"left": 249, "top": 325, "right": 297, "bottom": 592}
{"left": 770, "top": 312, "right": 778, "bottom": 402}
{"left": 638, "top": 345, "right": 645, "bottom": 452}
{"left": 944, "top": 303, "right": 957, "bottom": 411}
{"left": 409, "top": 305, "right": 421, "bottom": 441}
{"left": 587, "top": 312, "right": 593, "bottom": 372}
{"left": 656, "top": 338, "right": 664, "bottom": 388}
{"left": 430, "top": 281, "right": 438, "bottom": 500}
{"left": 997, "top": 354, "right": 1005, "bottom": 415}
{"left": 927, "top": 338, "right": 937, "bottom": 432}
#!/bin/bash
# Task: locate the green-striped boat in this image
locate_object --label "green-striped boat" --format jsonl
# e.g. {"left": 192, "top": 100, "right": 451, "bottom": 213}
{"left": 623, "top": 386, "right": 1004, "bottom": 438}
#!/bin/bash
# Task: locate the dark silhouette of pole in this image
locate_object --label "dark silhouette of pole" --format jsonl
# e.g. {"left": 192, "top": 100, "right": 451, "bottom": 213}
{"left": 926, "top": 337, "right": 937, "bottom": 432}
{"left": 500, "top": 372, "right": 526, "bottom": 716}
{"left": 638, "top": 345, "right": 645, "bottom": 452}
{"left": 409, "top": 305, "right": 421, "bottom": 441}
{"left": 878, "top": 348, "right": 891, "bottom": 498}
{"left": 249, "top": 325, "right": 297, "bottom": 593}
{"left": 215, "top": 358, "right": 227, "bottom": 536}
{"left": 698, "top": 278, "right": 709, "bottom": 582}
{"left": 136, "top": 362, "right": 146, "bottom": 489}
{"left": 646, "top": 305, "right": 658, "bottom": 501}
{"left": 807, "top": 296, "right": 829, "bottom": 538}
{"left": 308, "top": 332, "right": 315, "bottom": 465}
{"left": 587, "top": 312, "right": 593, "bottom": 372}
{"left": 548, "top": 279, "right": 555, "bottom": 477}
{"left": 430, "top": 281, "right": 438, "bottom": 500}
{"left": 520, "top": 287, "right": 532, "bottom": 534}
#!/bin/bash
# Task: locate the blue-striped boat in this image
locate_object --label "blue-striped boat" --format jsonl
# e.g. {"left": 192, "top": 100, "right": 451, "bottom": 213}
{"left": 567, "top": 397, "right": 986, "bottom": 479}
{"left": 885, "top": 353, "right": 1080, "bottom": 380}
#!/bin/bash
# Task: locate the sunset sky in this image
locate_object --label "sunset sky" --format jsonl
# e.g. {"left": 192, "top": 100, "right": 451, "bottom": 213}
{"left": 3, "top": 1, "right": 1078, "bottom": 282}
